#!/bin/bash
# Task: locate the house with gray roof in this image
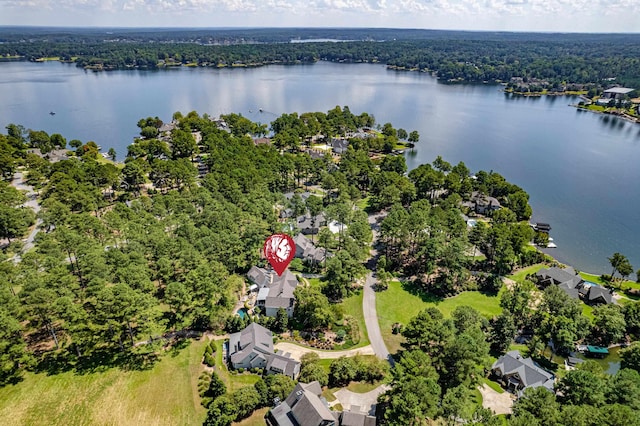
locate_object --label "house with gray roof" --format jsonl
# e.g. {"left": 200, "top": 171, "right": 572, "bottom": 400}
{"left": 491, "top": 350, "right": 554, "bottom": 397}
{"left": 536, "top": 266, "right": 583, "bottom": 300}
{"left": 331, "top": 138, "right": 349, "bottom": 155}
{"left": 249, "top": 267, "right": 300, "bottom": 317}
{"left": 462, "top": 191, "right": 501, "bottom": 215}
{"left": 578, "top": 284, "right": 614, "bottom": 305}
{"left": 339, "top": 410, "right": 376, "bottom": 426}
{"left": 228, "top": 323, "right": 299, "bottom": 378}
{"left": 296, "top": 213, "right": 327, "bottom": 235}
{"left": 228, "top": 323, "right": 275, "bottom": 370}
{"left": 267, "top": 381, "right": 336, "bottom": 426}
{"left": 536, "top": 267, "right": 613, "bottom": 305}
{"left": 294, "top": 233, "right": 327, "bottom": 264}
{"left": 266, "top": 381, "right": 375, "bottom": 426}
{"left": 248, "top": 265, "right": 270, "bottom": 288}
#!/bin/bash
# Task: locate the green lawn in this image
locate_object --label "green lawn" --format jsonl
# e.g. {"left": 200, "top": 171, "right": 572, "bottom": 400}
{"left": 337, "top": 290, "right": 370, "bottom": 348}
{"left": 212, "top": 340, "right": 261, "bottom": 392}
{"left": 508, "top": 263, "right": 546, "bottom": 283}
{"left": 0, "top": 340, "right": 208, "bottom": 426}
{"left": 376, "top": 280, "right": 502, "bottom": 354}
{"left": 582, "top": 304, "right": 595, "bottom": 321}
{"left": 233, "top": 407, "right": 269, "bottom": 426}
{"left": 482, "top": 377, "right": 505, "bottom": 394}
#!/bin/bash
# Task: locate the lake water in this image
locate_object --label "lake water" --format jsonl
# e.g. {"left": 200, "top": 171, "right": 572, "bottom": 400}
{"left": 1, "top": 61, "right": 638, "bottom": 276}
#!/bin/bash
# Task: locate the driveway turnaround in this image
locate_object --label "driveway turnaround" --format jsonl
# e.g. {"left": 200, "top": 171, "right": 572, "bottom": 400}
{"left": 332, "top": 385, "right": 390, "bottom": 415}
{"left": 478, "top": 384, "right": 514, "bottom": 415}
{"left": 274, "top": 342, "right": 375, "bottom": 361}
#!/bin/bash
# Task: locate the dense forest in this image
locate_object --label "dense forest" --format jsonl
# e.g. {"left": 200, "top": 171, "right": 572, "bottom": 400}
{"left": 1, "top": 27, "right": 639, "bottom": 89}
{"left": 3, "top": 106, "right": 640, "bottom": 425}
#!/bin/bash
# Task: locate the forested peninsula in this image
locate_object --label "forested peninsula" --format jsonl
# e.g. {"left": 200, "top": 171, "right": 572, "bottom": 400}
{"left": 1, "top": 27, "right": 640, "bottom": 91}
{"left": 2, "top": 108, "right": 640, "bottom": 425}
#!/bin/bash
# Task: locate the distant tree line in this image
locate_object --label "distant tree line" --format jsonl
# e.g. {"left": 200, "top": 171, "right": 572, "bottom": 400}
{"left": 1, "top": 28, "right": 639, "bottom": 88}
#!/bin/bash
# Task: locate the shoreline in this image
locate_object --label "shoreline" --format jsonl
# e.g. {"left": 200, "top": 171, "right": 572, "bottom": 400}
{"left": 571, "top": 104, "right": 639, "bottom": 124}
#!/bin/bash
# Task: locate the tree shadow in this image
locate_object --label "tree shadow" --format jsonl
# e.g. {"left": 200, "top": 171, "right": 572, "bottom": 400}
{"left": 400, "top": 280, "right": 443, "bottom": 304}
{"left": 33, "top": 346, "right": 160, "bottom": 377}
{"left": 168, "top": 338, "right": 190, "bottom": 357}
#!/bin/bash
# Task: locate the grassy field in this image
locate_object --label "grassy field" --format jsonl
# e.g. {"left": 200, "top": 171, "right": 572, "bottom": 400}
{"left": 582, "top": 304, "right": 595, "bottom": 321}
{"left": 233, "top": 407, "right": 269, "bottom": 426}
{"left": 338, "top": 290, "right": 370, "bottom": 348}
{"left": 377, "top": 280, "right": 502, "bottom": 354}
{"left": 507, "top": 263, "right": 546, "bottom": 283}
{"left": 0, "top": 340, "right": 209, "bottom": 426}
{"left": 212, "top": 339, "right": 261, "bottom": 392}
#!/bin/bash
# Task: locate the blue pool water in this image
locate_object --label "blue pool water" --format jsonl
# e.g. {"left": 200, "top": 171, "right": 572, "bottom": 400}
{"left": 237, "top": 308, "right": 249, "bottom": 319}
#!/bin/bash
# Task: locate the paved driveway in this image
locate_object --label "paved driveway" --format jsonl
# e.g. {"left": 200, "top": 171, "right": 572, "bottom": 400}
{"left": 332, "top": 385, "right": 390, "bottom": 415}
{"left": 478, "top": 384, "right": 514, "bottom": 415}
{"left": 363, "top": 272, "right": 392, "bottom": 364}
{"left": 274, "top": 342, "right": 375, "bottom": 361}
{"left": 10, "top": 171, "right": 42, "bottom": 262}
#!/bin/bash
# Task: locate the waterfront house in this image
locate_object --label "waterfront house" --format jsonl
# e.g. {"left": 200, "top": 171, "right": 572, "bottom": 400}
{"left": 578, "top": 285, "right": 614, "bottom": 305}
{"left": 463, "top": 191, "right": 502, "bottom": 215}
{"left": 585, "top": 345, "right": 609, "bottom": 358}
{"left": 536, "top": 266, "right": 582, "bottom": 300}
{"left": 228, "top": 323, "right": 299, "bottom": 378}
{"left": 535, "top": 266, "right": 613, "bottom": 305}
{"left": 491, "top": 350, "right": 554, "bottom": 397}
{"left": 603, "top": 87, "right": 635, "bottom": 100}
{"left": 533, "top": 223, "right": 552, "bottom": 233}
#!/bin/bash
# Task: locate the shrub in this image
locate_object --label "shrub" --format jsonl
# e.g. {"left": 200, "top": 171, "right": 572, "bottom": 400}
{"left": 204, "top": 353, "right": 215, "bottom": 367}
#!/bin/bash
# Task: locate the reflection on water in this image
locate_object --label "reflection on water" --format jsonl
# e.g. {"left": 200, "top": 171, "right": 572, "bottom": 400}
{"left": 0, "top": 60, "right": 638, "bottom": 276}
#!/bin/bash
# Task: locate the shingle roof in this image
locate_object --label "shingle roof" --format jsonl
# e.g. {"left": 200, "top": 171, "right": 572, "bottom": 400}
{"left": 340, "top": 411, "right": 377, "bottom": 426}
{"left": 290, "top": 393, "right": 335, "bottom": 426}
{"left": 492, "top": 350, "right": 554, "bottom": 395}
{"left": 266, "top": 351, "right": 300, "bottom": 378}
{"left": 586, "top": 286, "right": 613, "bottom": 304}
{"left": 294, "top": 233, "right": 327, "bottom": 263}
{"left": 604, "top": 87, "right": 635, "bottom": 94}
{"left": 248, "top": 266, "right": 270, "bottom": 288}
{"left": 264, "top": 270, "right": 299, "bottom": 311}
{"left": 228, "top": 323, "right": 274, "bottom": 365}
{"left": 536, "top": 267, "right": 582, "bottom": 285}
{"left": 270, "top": 402, "right": 296, "bottom": 426}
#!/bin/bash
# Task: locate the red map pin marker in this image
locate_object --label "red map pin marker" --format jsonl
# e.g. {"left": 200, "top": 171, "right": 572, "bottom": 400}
{"left": 264, "top": 234, "right": 296, "bottom": 276}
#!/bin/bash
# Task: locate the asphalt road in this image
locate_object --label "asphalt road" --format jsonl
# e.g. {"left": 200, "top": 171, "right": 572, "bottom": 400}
{"left": 363, "top": 211, "right": 395, "bottom": 366}
{"left": 10, "top": 171, "right": 42, "bottom": 263}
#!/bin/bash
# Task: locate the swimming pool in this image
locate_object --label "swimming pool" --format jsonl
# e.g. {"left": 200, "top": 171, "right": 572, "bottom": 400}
{"left": 582, "top": 281, "right": 599, "bottom": 287}
{"left": 237, "top": 308, "right": 249, "bottom": 319}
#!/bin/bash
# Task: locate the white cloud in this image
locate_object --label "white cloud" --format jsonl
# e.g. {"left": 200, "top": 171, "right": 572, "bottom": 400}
{"left": 1, "top": 0, "right": 639, "bottom": 31}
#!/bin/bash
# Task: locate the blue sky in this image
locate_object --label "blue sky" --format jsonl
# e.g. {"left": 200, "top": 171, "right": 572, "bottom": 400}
{"left": 1, "top": 0, "right": 639, "bottom": 32}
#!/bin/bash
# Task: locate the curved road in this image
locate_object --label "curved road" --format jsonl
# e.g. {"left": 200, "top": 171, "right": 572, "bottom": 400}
{"left": 10, "top": 171, "right": 42, "bottom": 263}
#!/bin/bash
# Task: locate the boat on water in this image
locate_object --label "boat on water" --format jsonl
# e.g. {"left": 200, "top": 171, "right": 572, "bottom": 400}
{"left": 547, "top": 242, "right": 557, "bottom": 248}
{"left": 49, "top": 111, "right": 55, "bottom": 115}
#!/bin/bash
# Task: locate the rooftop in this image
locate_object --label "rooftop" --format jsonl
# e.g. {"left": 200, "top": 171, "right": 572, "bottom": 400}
{"left": 603, "top": 87, "right": 635, "bottom": 94}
